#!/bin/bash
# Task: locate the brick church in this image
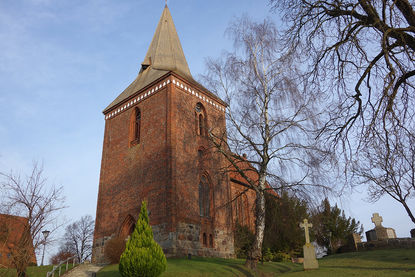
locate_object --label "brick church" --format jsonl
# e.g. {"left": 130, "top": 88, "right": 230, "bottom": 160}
{"left": 0, "top": 214, "right": 37, "bottom": 267}
{"left": 92, "top": 5, "right": 256, "bottom": 263}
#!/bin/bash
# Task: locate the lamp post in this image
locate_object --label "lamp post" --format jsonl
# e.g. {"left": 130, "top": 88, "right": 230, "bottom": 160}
{"left": 41, "top": 230, "right": 50, "bottom": 266}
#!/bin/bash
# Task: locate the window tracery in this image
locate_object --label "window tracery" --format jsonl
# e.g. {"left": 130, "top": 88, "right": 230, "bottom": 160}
{"left": 195, "top": 103, "right": 207, "bottom": 136}
{"left": 199, "top": 175, "right": 210, "bottom": 217}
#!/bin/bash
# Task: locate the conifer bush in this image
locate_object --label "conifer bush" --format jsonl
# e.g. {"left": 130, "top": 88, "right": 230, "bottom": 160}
{"left": 119, "top": 201, "right": 167, "bottom": 277}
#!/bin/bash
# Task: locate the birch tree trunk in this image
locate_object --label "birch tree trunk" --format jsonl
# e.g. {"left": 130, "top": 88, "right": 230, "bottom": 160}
{"left": 245, "top": 189, "right": 266, "bottom": 269}
{"left": 203, "top": 16, "right": 328, "bottom": 270}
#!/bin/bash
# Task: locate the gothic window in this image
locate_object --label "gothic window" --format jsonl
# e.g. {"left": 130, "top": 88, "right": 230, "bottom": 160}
{"left": 135, "top": 108, "right": 141, "bottom": 142}
{"left": 199, "top": 181, "right": 204, "bottom": 217}
{"left": 119, "top": 215, "right": 136, "bottom": 240}
{"left": 198, "top": 149, "right": 204, "bottom": 170}
{"left": 240, "top": 197, "right": 245, "bottom": 224}
{"left": 130, "top": 108, "right": 141, "bottom": 146}
{"left": 209, "top": 234, "right": 213, "bottom": 248}
{"left": 235, "top": 196, "right": 245, "bottom": 225}
{"left": 236, "top": 198, "right": 239, "bottom": 222}
{"left": 195, "top": 103, "right": 206, "bottom": 136}
{"left": 199, "top": 175, "right": 210, "bottom": 217}
{"left": 203, "top": 233, "right": 207, "bottom": 246}
{"left": 199, "top": 114, "right": 204, "bottom": 135}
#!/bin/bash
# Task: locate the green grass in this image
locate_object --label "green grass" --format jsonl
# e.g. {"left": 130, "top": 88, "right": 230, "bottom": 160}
{"left": 283, "top": 248, "right": 415, "bottom": 277}
{"left": 0, "top": 263, "right": 76, "bottom": 277}
{"left": 99, "top": 257, "right": 303, "bottom": 277}
{"left": 97, "top": 249, "right": 415, "bottom": 277}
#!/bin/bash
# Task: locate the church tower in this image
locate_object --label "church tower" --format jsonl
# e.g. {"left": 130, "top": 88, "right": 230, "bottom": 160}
{"left": 92, "top": 5, "right": 235, "bottom": 262}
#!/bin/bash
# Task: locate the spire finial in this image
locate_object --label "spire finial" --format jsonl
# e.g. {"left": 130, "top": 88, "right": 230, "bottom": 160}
{"left": 165, "top": 0, "right": 167, "bottom": 6}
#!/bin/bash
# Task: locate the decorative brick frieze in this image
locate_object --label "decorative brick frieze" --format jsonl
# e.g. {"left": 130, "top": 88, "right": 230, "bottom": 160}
{"left": 105, "top": 77, "right": 226, "bottom": 121}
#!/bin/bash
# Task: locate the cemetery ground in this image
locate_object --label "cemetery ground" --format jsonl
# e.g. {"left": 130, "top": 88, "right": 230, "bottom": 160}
{"left": 1, "top": 249, "right": 414, "bottom": 277}
{"left": 0, "top": 263, "right": 75, "bottom": 277}
{"left": 97, "top": 248, "right": 415, "bottom": 277}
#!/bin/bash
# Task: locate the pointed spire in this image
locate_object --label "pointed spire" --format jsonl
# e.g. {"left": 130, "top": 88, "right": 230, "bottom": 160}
{"left": 142, "top": 5, "right": 192, "bottom": 79}
{"left": 104, "top": 5, "right": 217, "bottom": 113}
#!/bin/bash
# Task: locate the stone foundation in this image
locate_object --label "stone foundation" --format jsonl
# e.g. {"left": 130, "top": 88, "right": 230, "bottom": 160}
{"left": 92, "top": 236, "right": 113, "bottom": 264}
{"left": 93, "top": 222, "right": 234, "bottom": 263}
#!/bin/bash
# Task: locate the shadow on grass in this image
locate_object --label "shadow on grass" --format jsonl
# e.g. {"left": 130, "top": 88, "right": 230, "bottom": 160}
{"left": 97, "top": 259, "right": 302, "bottom": 277}
{"left": 324, "top": 265, "right": 415, "bottom": 272}
{"left": 322, "top": 249, "right": 415, "bottom": 265}
{"left": 226, "top": 264, "right": 254, "bottom": 277}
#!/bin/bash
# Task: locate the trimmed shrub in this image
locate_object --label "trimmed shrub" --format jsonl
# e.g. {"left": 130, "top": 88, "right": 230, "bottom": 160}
{"left": 273, "top": 252, "right": 291, "bottom": 262}
{"left": 262, "top": 248, "right": 274, "bottom": 262}
{"left": 119, "top": 201, "right": 167, "bottom": 277}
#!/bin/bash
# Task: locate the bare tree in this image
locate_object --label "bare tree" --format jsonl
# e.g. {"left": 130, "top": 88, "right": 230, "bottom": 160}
{"left": 49, "top": 247, "right": 74, "bottom": 265}
{"left": 0, "top": 162, "right": 65, "bottom": 277}
{"left": 270, "top": 0, "right": 415, "bottom": 143}
{"left": 353, "top": 125, "right": 415, "bottom": 225}
{"left": 270, "top": 0, "right": 415, "bottom": 220}
{"left": 202, "top": 17, "right": 329, "bottom": 269}
{"left": 61, "top": 215, "right": 94, "bottom": 263}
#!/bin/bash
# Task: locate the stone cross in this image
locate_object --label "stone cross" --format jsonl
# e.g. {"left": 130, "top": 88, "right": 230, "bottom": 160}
{"left": 300, "top": 219, "right": 313, "bottom": 244}
{"left": 371, "top": 213, "right": 383, "bottom": 227}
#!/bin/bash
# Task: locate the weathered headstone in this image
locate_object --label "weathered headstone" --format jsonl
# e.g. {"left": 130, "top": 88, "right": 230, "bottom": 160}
{"left": 366, "top": 213, "right": 397, "bottom": 241}
{"left": 352, "top": 233, "right": 361, "bottom": 251}
{"left": 299, "top": 219, "right": 318, "bottom": 270}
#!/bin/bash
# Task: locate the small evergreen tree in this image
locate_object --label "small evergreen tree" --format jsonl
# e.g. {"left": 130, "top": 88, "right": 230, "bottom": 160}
{"left": 263, "top": 192, "right": 308, "bottom": 256}
{"left": 119, "top": 201, "right": 167, "bottom": 277}
{"left": 312, "top": 198, "right": 363, "bottom": 254}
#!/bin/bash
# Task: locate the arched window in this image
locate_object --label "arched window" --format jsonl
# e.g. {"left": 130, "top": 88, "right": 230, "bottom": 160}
{"left": 130, "top": 108, "right": 141, "bottom": 146}
{"left": 199, "top": 114, "right": 204, "bottom": 135}
{"left": 203, "top": 233, "right": 207, "bottom": 246}
{"left": 134, "top": 108, "right": 141, "bottom": 142}
{"left": 209, "top": 234, "right": 213, "bottom": 248}
{"left": 198, "top": 149, "right": 205, "bottom": 171}
{"left": 119, "top": 215, "right": 136, "bottom": 240}
{"left": 234, "top": 197, "right": 239, "bottom": 223}
{"left": 199, "top": 175, "right": 210, "bottom": 217}
{"left": 234, "top": 196, "right": 245, "bottom": 225}
{"left": 199, "top": 180, "right": 204, "bottom": 217}
{"left": 195, "top": 103, "right": 206, "bottom": 136}
{"left": 240, "top": 197, "right": 245, "bottom": 225}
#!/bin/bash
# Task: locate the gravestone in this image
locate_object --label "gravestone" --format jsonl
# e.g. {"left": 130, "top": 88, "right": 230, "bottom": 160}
{"left": 299, "top": 219, "right": 318, "bottom": 270}
{"left": 365, "top": 213, "right": 397, "bottom": 241}
{"left": 372, "top": 213, "right": 383, "bottom": 227}
{"left": 352, "top": 233, "right": 361, "bottom": 251}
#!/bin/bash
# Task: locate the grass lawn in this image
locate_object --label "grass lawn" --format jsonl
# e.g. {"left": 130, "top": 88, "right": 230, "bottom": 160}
{"left": 0, "top": 263, "right": 75, "bottom": 277}
{"left": 97, "top": 248, "right": 415, "bottom": 277}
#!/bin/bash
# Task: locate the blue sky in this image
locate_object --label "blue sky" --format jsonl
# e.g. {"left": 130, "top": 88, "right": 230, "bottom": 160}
{"left": 0, "top": 0, "right": 412, "bottom": 261}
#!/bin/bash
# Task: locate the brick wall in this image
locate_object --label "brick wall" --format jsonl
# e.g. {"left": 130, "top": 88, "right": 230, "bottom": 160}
{"left": 0, "top": 214, "right": 37, "bottom": 267}
{"left": 92, "top": 73, "right": 243, "bottom": 262}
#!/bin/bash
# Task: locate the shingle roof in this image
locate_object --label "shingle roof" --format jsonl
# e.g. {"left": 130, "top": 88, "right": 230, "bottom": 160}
{"left": 104, "top": 5, "right": 200, "bottom": 113}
